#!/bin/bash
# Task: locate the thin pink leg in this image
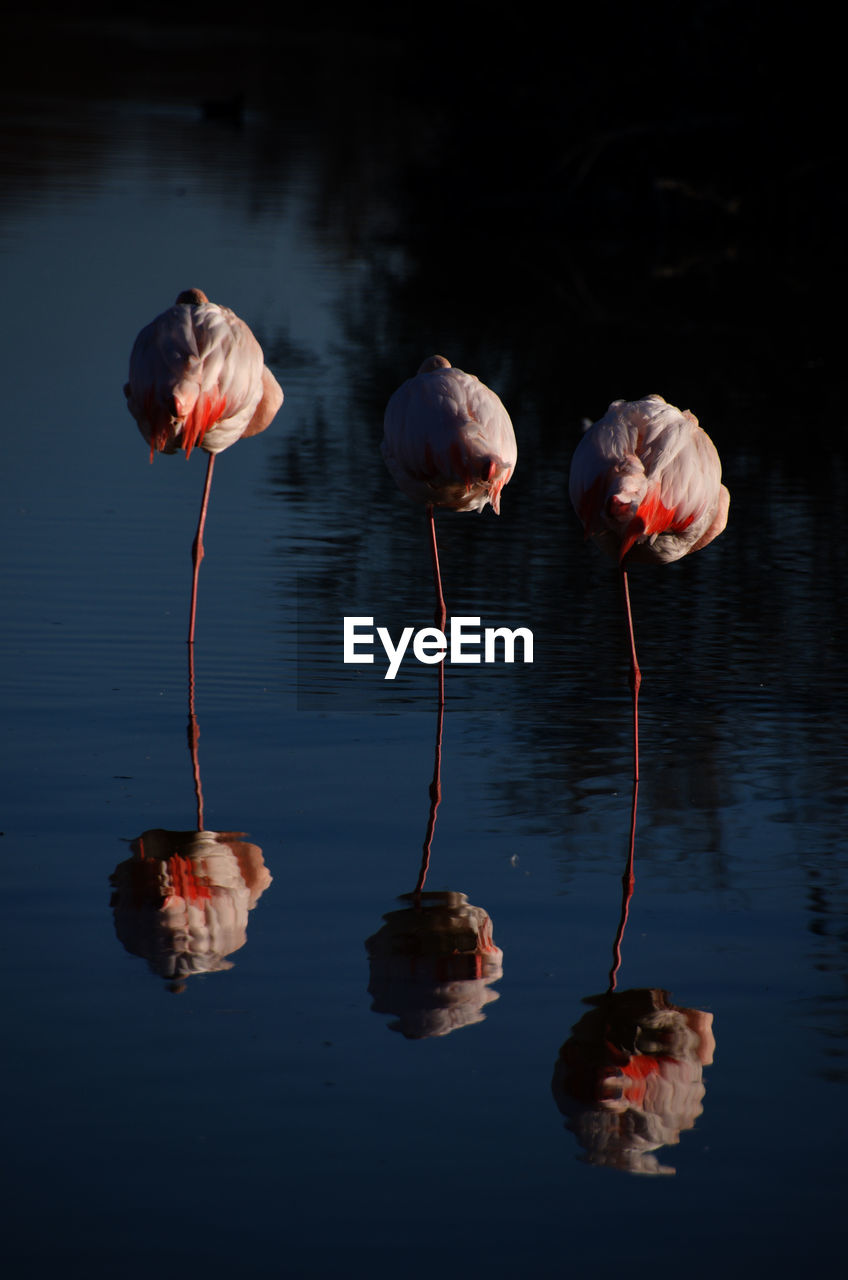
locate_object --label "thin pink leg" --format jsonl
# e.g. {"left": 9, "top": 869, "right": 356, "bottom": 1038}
{"left": 621, "top": 566, "right": 641, "bottom": 783}
{"left": 188, "top": 453, "right": 216, "bottom": 647}
{"left": 426, "top": 504, "right": 447, "bottom": 633}
{"left": 186, "top": 639, "right": 205, "bottom": 831}
{"left": 607, "top": 777, "right": 638, "bottom": 992}
{"left": 413, "top": 505, "right": 448, "bottom": 899}
{"left": 413, "top": 661, "right": 444, "bottom": 901}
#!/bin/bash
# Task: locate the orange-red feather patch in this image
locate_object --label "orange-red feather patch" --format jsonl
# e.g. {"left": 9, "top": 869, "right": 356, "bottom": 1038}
{"left": 181, "top": 393, "right": 228, "bottom": 458}
{"left": 619, "top": 489, "right": 695, "bottom": 561}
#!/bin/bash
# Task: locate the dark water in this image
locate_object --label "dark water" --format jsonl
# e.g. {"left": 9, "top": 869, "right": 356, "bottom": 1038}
{"left": 3, "top": 9, "right": 846, "bottom": 1277}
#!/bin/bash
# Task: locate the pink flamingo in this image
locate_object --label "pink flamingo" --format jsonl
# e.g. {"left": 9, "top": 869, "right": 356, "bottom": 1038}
{"left": 124, "top": 288, "right": 283, "bottom": 645}
{"left": 569, "top": 394, "right": 729, "bottom": 779}
{"left": 382, "top": 355, "right": 517, "bottom": 634}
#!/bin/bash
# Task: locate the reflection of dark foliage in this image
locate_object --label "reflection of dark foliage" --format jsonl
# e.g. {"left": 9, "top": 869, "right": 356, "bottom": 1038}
{"left": 11, "top": 7, "right": 842, "bottom": 433}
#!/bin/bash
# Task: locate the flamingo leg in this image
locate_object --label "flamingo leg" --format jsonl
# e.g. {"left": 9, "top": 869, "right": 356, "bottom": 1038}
{"left": 425, "top": 504, "right": 447, "bottom": 717}
{"left": 413, "top": 659, "right": 444, "bottom": 901}
{"left": 621, "top": 565, "right": 641, "bottom": 783}
{"left": 426, "top": 503, "right": 447, "bottom": 633}
{"left": 607, "top": 776, "right": 638, "bottom": 992}
{"left": 188, "top": 453, "right": 216, "bottom": 647}
{"left": 186, "top": 639, "right": 205, "bottom": 831}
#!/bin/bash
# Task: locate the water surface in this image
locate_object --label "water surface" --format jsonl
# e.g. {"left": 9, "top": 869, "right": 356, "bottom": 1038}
{"left": 2, "top": 11, "right": 846, "bottom": 1278}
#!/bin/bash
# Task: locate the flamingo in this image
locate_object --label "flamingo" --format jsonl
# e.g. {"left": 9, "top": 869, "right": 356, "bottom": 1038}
{"left": 569, "top": 394, "right": 729, "bottom": 779}
{"left": 124, "top": 288, "right": 283, "bottom": 645}
{"left": 382, "top": 355, "right": 517, "bottom": 636}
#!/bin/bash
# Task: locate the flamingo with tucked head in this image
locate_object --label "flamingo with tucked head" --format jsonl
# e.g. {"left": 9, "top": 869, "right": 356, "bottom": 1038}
{"left": 125, "top": 288, "right": 283, "bottom": 645}
{"left": 569, "top": 393, "right": 729, "bottom": 778}
{"left": 382, "top": 354, "right": 517, "bottom": 633}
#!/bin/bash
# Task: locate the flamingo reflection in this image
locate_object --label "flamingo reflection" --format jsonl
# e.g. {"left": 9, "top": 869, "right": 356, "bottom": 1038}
{"left": 365, "top": 657, "right": 502, "bottom": 1037}
{"left": 366, "top": 891, "right": 502, "bottom": 1039}
{"left": 110, "top": 632, "right": 271, "bottom": 991}
{"left": 552, "top": 987, "right": 715, "bottom": 1175}
{"left": 111, "top": 829, "right": 271, "bottom": 992}
{"left": 551, "top": 776, "right": 715, "bottom": 1174}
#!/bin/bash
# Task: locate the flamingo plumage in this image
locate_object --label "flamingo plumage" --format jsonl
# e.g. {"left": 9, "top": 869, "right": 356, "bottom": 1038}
{"left": 382, "top": 354, "right": 517, "bottom": 631}
{"left": 124, "top": 288, "right": 283, "bottom": 645}
{"left": 569, "top": 394, "right": 729, "bottom": 779}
